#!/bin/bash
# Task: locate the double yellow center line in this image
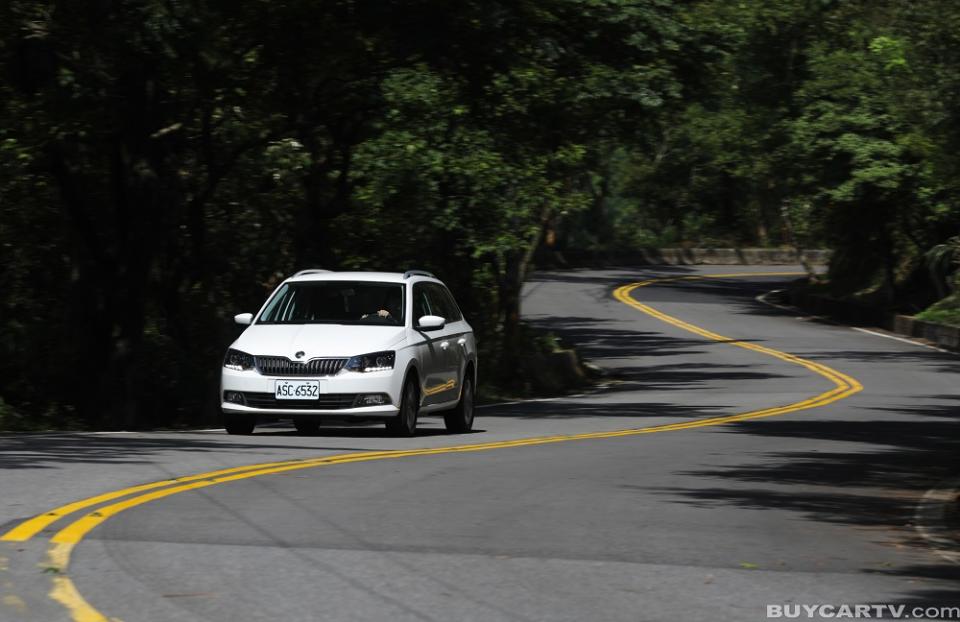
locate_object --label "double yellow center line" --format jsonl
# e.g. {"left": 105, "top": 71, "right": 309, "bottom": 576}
{"left": 1, "top": 272, "right": 862, "bottom": 622}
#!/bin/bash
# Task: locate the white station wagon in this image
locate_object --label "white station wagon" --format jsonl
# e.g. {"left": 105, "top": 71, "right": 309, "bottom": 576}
{"left": 221, "top": 270, "right": 477, "bottom": 436}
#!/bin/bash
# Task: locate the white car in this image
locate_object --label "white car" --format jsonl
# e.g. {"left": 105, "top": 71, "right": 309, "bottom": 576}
{"left": 220, "top": 269, "right": 477, "bottom": 436}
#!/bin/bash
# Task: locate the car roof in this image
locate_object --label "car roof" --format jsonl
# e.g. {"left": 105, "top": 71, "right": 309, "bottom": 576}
{"left": 286, "top": 271, "right": 441, "bottom": 285}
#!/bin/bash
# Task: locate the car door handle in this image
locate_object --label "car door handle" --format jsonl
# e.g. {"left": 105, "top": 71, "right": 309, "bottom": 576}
{"left": 457, "top": 338, "right": 467, "bottom": 347}
{"left": 440, "top": 341, "right": 450, "bottom": 350}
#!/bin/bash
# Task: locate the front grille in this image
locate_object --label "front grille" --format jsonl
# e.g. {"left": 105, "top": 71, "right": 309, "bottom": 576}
{"left": 254, "top": 356, "right": 347, "bottom": 376}
{"left": 241, "top": 392, "right": 358, "bottom": 410}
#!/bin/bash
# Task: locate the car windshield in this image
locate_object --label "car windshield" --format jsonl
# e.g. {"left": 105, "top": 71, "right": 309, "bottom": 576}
{"left": 257, "top": 281, "right": 404, "bottom": 326}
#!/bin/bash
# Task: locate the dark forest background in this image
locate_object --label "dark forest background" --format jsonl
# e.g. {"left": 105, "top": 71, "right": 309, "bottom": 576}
{"left": 2, "top": 0, "right": 959, "bottom": 429}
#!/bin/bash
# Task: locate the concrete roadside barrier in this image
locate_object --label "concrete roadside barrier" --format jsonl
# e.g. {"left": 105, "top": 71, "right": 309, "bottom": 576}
{"left": 891, "top": 315, "right": 960, "bottom": 351}
{"left": 787, "top": 291, "right": 960, "bottom": 353}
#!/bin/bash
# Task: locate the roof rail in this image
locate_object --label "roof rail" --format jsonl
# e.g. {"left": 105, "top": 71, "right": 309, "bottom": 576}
{"left": 292, "top": 268, "right": 332, "bottom": 278}
{"left": 403, "top": 269, "right": 435, "bottom": 279}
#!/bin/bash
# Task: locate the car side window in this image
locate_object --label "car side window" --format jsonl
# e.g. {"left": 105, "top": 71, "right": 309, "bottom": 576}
{"left": 437, "top": 286, "right": 463, "bottom": 322}
{"left": 422, "top": 284, "right": 445, "bottom": 320}
{"left": 412, "top": 283, "right": 432, "bottom": 321}
{"left": 424, "top": 283, "right": 461, "bottom": 322}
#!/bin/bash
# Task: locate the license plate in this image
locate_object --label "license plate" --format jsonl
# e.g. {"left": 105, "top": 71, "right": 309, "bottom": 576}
{"left": 274, "top": 379, "right": 322, "bottom": 400}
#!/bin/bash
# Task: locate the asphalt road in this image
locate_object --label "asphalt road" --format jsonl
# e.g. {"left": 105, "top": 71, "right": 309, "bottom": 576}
{"left": 2, "top": 266, "right": 960, "bottom": 622}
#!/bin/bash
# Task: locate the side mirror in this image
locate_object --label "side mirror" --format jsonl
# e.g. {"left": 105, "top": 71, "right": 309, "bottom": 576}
{"left": 417, "top": 315, "right": 445, "bottom": 331}
{"left": 234, "top": 313, "right": 253, "bottom": 326}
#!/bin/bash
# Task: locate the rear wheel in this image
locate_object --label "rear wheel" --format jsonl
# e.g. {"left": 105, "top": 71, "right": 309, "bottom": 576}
{"left": 224, "top": 412, "right": 256, "bottom": 435}
{"left": 293, "top": 419, "right": 320, "bottom": 435}
{"left": 444, "top": 373, "right": 475, "bottom": 433}
{"left": 386, "top": 379, "right": 418, "bottom": 437}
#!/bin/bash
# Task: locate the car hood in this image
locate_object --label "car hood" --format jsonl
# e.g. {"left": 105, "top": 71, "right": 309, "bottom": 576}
{"left": 232, "top": 324, "right": 407, "bottom": 359}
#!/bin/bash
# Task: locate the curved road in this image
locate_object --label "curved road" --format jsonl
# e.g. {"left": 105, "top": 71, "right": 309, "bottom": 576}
{"left": 2, "top": 267, "right": 959, "bottom": 621}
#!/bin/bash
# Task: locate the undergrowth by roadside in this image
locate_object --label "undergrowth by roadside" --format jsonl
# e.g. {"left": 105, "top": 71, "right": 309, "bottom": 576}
{"left": 915, "top": 294, "right": 960, "bottom": 327}
{"left": 477, "top": 323, "right": 595, "bottom": 404}
{"left": 0, "top": 397, "right": 85, "bottom": 432}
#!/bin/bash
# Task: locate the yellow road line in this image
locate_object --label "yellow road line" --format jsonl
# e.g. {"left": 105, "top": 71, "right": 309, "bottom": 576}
{"left": 0, "top": 454, "right": 402, "bottom": 542}
{"left": 45, "top": 543, "right": 102, "bottom": 622}
{"left": 3, "top": 271, "right": 862, "bottom": 622}
{"left": 3, "top": 271, "right": 859, "bottom": 546}
{"left": 49, "top": 572, "right": 110, "bottom": 622}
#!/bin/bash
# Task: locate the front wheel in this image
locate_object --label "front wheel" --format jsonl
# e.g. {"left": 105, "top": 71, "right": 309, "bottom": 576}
{"left": 224, "top": 412, "right": 256, "bottom": 435}
{"left": 444, "top": 374, "right": 475, "bottom": 433}
{"left": 386, "top": 380, "right": 419, "bottom": 437}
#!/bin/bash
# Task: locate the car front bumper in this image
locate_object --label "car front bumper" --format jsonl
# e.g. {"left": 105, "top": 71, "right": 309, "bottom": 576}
{"left": 220, "top": 367, "right": 401, "bottom": 418}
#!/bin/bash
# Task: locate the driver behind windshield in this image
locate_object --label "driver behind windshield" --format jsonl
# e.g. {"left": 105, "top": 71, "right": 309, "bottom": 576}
{"left": 362, "top": 288, "right": 401, "bottom": 322}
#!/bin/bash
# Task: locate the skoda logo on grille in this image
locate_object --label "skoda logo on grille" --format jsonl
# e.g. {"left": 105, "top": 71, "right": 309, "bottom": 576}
{"left": 294, "top": 351, "right": 305, "bottom": 359}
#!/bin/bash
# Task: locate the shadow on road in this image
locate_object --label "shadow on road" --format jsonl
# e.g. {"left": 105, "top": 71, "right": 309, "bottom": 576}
{"left": 527, "top": 268, "right": 960, "bottom": 606}
{"left": 486, "top": 399, "right": 724, "bottom": 420}
{"left": 0, "top": 423, "right": 497, "bottom": 469}
{"left": 802, "top": 350, "right": 960, "bottom": 375}
{"left": 254, "top": 426, "right": 483, "bottom": 438}
{"left": 524, "top": 316, "right": 711, "bottom": 360}
{"left": 0, "top": 435, "right": 381, "bottom": 469}
{"left": 645, "top": 398, "right": 960, "bottom": 605}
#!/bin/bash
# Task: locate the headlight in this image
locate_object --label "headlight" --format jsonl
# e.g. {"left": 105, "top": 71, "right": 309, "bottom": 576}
{"left": 223, "top": 348, "right": 255, "bottom": 371}
{"left": 344, "top": 351, "right": 395, "bottom": 373}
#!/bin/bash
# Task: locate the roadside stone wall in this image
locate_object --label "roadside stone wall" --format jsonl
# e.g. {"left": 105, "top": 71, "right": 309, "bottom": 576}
{"left": 787, "top": 290, "right": 960, "bottom": 353}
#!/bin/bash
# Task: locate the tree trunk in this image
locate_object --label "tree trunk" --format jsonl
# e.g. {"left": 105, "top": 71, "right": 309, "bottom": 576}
{"left": 497, "top": 209, "right": 550, "bottom": 380}
{"left": 780, "top": 203, "right": 816, "bottom": 281}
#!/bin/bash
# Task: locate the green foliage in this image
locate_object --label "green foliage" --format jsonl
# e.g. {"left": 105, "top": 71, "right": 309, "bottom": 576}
{"left": 915, "top": 294, "right": 960, "bottom": 327}
{"left": 3, "top": 0, "right": 960, "bottom": 428}
{"left": 576, "top": 0, "right": 960, "bottom": 308}
{"left": 0, "top": 0, "right": 705, "bottom": 427}
{"left": 923, "top": 236, "right": 960, "bottom": 298}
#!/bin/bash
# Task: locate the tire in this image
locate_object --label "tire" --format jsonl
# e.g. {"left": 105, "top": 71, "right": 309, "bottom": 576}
{"left": 386, "top": 379, "right": 419, "bottom": 437}
{"left": 293, "top": 419, "right": 320, "bottom": 435}
{"left": 444, "top": 373, "right": 475, "bottom": 433}
{"left": 224, "top": 412, "right": 256, "bottom": 435}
